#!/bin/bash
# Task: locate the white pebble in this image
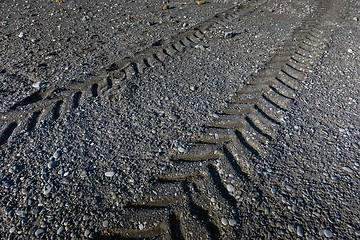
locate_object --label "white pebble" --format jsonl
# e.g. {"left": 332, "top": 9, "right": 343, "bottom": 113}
{"left": 9, "top": 227, "right": 16, "bottom": 234}
{"left": 297, "top": 225, "right": 304, "bottom": 237}
{"left": 221, "top": 218, "right": 228, "bottom": 226}
{"left": 177, "top": 146, "right": 186, "bottom": 153}
{"left": 229, "top": 219, "right": 237, "bottom": 226}
{"left": 18, "top": 32, "right": 24, "bottom": 38}
{"left": 32, "top": 81, "right": 46, "bottom": 89}
{"left": 105, "top": 171, "right": 115, "bottom": 177}
{"left": 342, "top": 166, "right": 353, "bottom": 173}
{"left": 226, "top": 184, "right": 235, "bottom": 192}
{"left": 35, "top": 228, "right": 44, "bottom": 237}
{"left": 102, "top": 220, "right": 109, "bottom": 228}
{"left": 324, "top": 229, "right": 333, "bottom": 238}
{"left": 353, "top": 17, "right": 359, "bottom": 21}
{"left": 57, "top": 226, "right": 64, "bottom": 235}
{"left": 348, "top": 48, "right": 354, "bottom": 54}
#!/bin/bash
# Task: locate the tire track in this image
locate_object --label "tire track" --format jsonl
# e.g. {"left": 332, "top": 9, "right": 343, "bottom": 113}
{"left": 99, "top": 0, "right": 342, "bottom": 238}
{"left": 0, "top": 1, "right": 262, "bottom": 147}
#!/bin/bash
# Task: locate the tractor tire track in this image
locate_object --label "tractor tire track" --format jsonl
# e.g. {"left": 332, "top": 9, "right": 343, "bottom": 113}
{"left": 0, "top": 1, "right": 262, "bottom": 147}
{"left": 98, "top": 0, "right": 343, "bottom": 238}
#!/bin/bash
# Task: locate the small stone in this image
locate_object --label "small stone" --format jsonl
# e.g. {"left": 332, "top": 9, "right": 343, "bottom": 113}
{"left": 57, "top": 226, "right": 64, "bottom": 235}
{"left": 353, "top": 17, "right": 359, "bottom": 21}
{"left": 285, "top": 185, "right": 294, "bottom": 191}
{"left": 229, "top": 219, "right": 237, "bottom": 226}
{"left": 323, "top": 229, "right": 333, "bottom": 238}
{"left": 9, "top": 227, "right": 16, "bottom": 234}
{"left": 221, "top": 218, "right": 228, "bottom": 226}
{"left": 271, "top": 187, "right": 277, "bottom": 194}
{"left": 139, "top": 223, "right": 144, "bottom": 230}
{"left": 224, "top": 31, "right": 235, "bottom": 38}
{"left": 177, "top": 146, "right": 186, "bottom": 153}
{"left": 194, "top": 44, "right": 206, "bottom": 51}
{"left": 297, "top": 225, "right": 304, "bottom": 237}
{"left": 102, "top": 220, "right": 109, "bottom": 228}
{"left": 348, "top": 48, "right": 354, "bottom": 54}
{"left": 83, "top": 215, "right": 90, "bottom": 221}
{"left": 35, "top": 228, "right": 44, "bottom": 237}
{"left": 169, "top": 114, "right": 179, "bottom": 121}
{"left": 226, "top": 184, "right": 235, "bottom": 192}
{"left": 32, "top": 81, "right": 46, "bottom": 89}
{"left": 195, "top": 0, "right": 206, "bottom": 5}
{"left": 355, "top": 230, "right": 360, "bottom": 236}
{"left": 342, "top": 166, "right": 353, "bottom": 173}
{"left": 105, "top": 171, "right": 115, "bottom": 177}
{"left": 18, "top": 32, "right": 24, "bottom": 38}
{"left": 264, "top": 208, "right": 270, "bottom": 214}
{"left": 53, "top": 149, "right": 62, "bottom": 159}
{"left": 43, "top": 185, "right": 52, "bottom": 195}
{"left": 8, "top": 166, "right": 17, "bottom": 174}
{"left": 84, "top": 229, "right": 90, "bottom": 237}
{"left": 16, "top": 210, "right": 25, "bottom": 217}
{"left": 48, "top": 161, "right": 57, "bottom": 169}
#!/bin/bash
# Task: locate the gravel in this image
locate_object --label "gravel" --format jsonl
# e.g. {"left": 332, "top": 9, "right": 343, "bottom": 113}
{"left": 0, "top": 0, "right": 358, "bottom": 239}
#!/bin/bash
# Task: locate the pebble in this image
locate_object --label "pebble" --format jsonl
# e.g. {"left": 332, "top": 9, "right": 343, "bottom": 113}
{"left": 177, "top": 146, "right": 186, "bottom": 153}
{"left": 105, "top": 171, "right": 115, "bottom": 177}
{"left": 355, "top": 230, "right": 360, "bottom": 236}
{"left": 224, "top": 31, "right": 236, "bottom": 38}
{"left": 353, "top": 17, "right": 359, "bottom": 21}
{"left": 226, "top": 184, "right": 235, "bottom": 192}
{"left": 48, "top": 161, "right": 57, "bottom": 169}
{"left": 57, "top": 226, "right": 64, "bottom": 235}
{"left": 285, "top": 185, "right": 294, "bottom": 191}
{"left": 9, "top": 227, "right": 16, "bottom": 234}
{"left": 194, "top": 44, "right": 206, "bottom": 51}
{"left": 102, "top": 220, "right": 109, "bottom": 228}
{"left": 297, "top": 225, "right": 304, "bottom": 237}
{"left": 18, "top": 32, "right": 24, "bottom": 38}
{"left": 323, "top": 229, "right": 333, "bottom": 238}
{"left": 221, "top": 218, "right": 228, "bottom": 226}
{"left": 43, "top": 185, "right": 52, "bottom": 195}
{"left": 169, "top": 114, "right": 180, "bottom": 121}
{"left": 229, "top": 219, "right": 237, "bottom": 226}
{"left": 35, "top": 228, "right": 44, "bottom": 237}
{"left": 53, "top": 149, "right": 62, "bottom": 159}
{"left": 139, "top": 223, "right": 144, "bottom": 230}
{"left": 271, "top": 187, "right": 277, "bottom": 194}
{"left": 32, "top": 81, "right": 46, "bottom": 89}
{"left": 84, "top": 229, "right": 90, "bottom": 237}
{"left": 342, "top": 166, "right": 353, "bottom": 173}
{"left": 8, "top": 165, "right": 16, "bottom": 174}
{"left": 348, "top": 48, "right": 354, "bottom": 54}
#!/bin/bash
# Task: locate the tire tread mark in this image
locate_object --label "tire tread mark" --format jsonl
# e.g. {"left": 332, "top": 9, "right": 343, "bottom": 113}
{"left": 184, "top": 181, "right": 221, "bottom": 240}
{"left": 0, "top": 121, "right": 18, "bottom": 146}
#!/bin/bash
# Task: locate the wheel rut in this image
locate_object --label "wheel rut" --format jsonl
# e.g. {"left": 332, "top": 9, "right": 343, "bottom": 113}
{"left": 0, "top": 1, "right": 262, "bottom": 147}
{"left": 0, "top": 0, "right": 345, "bottom": 239}
{"left": 93, "top": 0, "right": 344, "bottom": 239}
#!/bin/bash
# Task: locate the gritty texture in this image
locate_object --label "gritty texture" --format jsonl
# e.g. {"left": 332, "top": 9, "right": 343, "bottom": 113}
{"left": 1, "top": 0, "right": 359, "bottom": 239}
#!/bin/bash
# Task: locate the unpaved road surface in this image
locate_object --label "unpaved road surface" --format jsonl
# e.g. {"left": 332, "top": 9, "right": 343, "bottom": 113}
{"left": 0, "top": 0, "right": 359, "bottom": 239}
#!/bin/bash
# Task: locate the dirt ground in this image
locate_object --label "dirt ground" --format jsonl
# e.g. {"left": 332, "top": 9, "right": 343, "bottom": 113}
{"left": 0, "top": 0, "right": 359, "bottom": 239}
